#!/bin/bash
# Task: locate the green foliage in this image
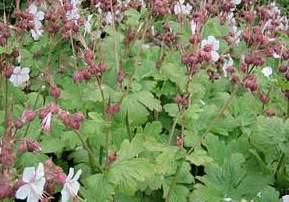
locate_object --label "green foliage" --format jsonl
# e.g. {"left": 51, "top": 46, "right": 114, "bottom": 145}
{"left": 2, "top": 1, "right": 289, "bottom": 202}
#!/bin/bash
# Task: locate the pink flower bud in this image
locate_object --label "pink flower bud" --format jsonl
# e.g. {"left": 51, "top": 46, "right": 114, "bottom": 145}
{"left": 55, "top": 169, "right": 66, "bottom": 185}
{"left": 22, "top": 110, "right": 36, "bottom": 122}
{"left": 0, "top": 147, "right": 16, "bottom": 167}
{"left": 190, "top": 33, "right": 201, "bottom": 45}
{"left": 260, "top": 94, "right": 270, "bottom": 104}
{"left": 176, "top": 136, "right": 183, "bottom": 149}
{"left": 117, "top": 69, "right": 125, "bottom": 84}
{"left": 4, "top": 67, "right": 13, "bottom": 78}
{"left": 73, "top": 70, "right": 84, "bottom": 83}
{"left": 279, "top": 64, "right": 288, "bottom": 73}
{"left": 74, "top": 112, "right": 85, "bottom": 122}
{"left": 50, "top": 86, "right": 61, "bottom": 99}
{"left": 108, "top": 151, "right": 117, "bottom": 162}
{"left": 14, "top": 119, "right": 24, "bottom": 129}
{"left": 84, "top": 49, "right": 94, "bottom": 65}
{"left": 49, "top": 103, "right": 60, "bottom": 114}
{"left": 18, "top": 141, "right": 28, "bottom": 153}
{"left": 106, "top": 103, "right": 121, "bottom": 115}
{"left": 264, "top": 109, "right": 276, "bottom": 117}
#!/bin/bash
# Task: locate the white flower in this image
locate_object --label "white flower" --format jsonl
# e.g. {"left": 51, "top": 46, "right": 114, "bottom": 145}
{"left": 61, "top": 168, "right": 82, "bottom": 202}
{"left": 201, "top": 36, "right": 220, "bottom": 62}
{"left": 9, "top": 66, "right": 30, "bottom": 87}
{"left": 233, "top": 0, "right": 241, "bottom": 5}
{"left": 283, "top": 195, "right": 289, "bottom": 202}
{"left": 272, "top": 52, "right": 281, "bottom": 59}
{"left": 84, "top": 15, "right": 93, "bottom": 34}
{"left": 41, "top": 112, "right": 52, "bottom": 133}
{"left": 223, "top": 56, "right": 234, "bottom": 77}
{"left": 66, "top": 0, "right": 81, "bottom": 21}
{"left": 270, "top": 2, "right": 281, "bottom": 16}
{"left": 261, "top": 66, "right": 273, "bottom": 78}
{"left": 230, "top": 26, "right": 242, "bottom": 44}
{"left": 174, "top": 0, "right": 192, "bottom": 15}
{"left": 224, "top": 198, "right": 232, "bottom": 202}
{"left": 104, "top": 12, "right": 113, "bottom": 25}
{"left": 190, "top": 20, "right": 197, "bottom": 34}
{"left": 28, "top": 3, "right": 45, "bottom": 40}
{"left": 15, "top": 163, "right": 46, "bottom": 202}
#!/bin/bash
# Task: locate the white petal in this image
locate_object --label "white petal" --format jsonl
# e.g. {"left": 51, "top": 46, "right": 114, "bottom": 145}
{"left": 207, "top": 36, "right": 219, "bottom": 50}
{"left": 67, "top": 168, "right": 75, "bottom": 181}
{"left": 31, "top": 30, "right": 40, "bottom": 41}
{"left": 21, "top": 67, "right": 30, "bottom": 74}
{"left": 28, "top": 3, "right": 37, "bottom": 15}
{"left": 234, "top": 0, "right": 241, "bottom": 5}
{"left": 211, "top": 51, "right": 219, "bottom": 62}
{"left": 72, "top": 169, "right": 82, "bottom": 181}
{"left": 36, "top": 163, "right": 45, "bottom": 180}
{"left": 15, "top": 184, "right": 29, "bottom": 200}
{"left": 9, "top": 75, "right": 18, "bottom": 86}
{"left": 190, "top": 20, "right": 197, "bottom": 34}
{"left": 18, "top": 74, "right": 29, "bottom": 84}
{"left": 61, "top": 186, "right": 72, "bottom": 202}
{"left": 273, "top": 52, "right": 281, "bottom": 59}
{"left": 174, "top": 5, "right": 181, "bottom": 15}
{"left": 70, "top": 181, "right": 80, "bottom": 195}
{"left": 261, "top": 66, "right": 273, "bottom": 78}
{"left": 22, "top": 167, "right": 36, "bottom": 183}
{"left": 34, "top": 178, "right": 46, "bottom": 195}
{"left": 282, "top": 195, "right": 289, "bottom": 202}
{"left": 27, "top": 191, "right": 40, "bottom": 202}
{"left": 13, "top": 66, "right": 21, "bottom": 74}
{"left": 201, "top": 39, "right": 208, "bottom": 49}
{"left": 36, "top": 11, "right": 45, "bottom": 21}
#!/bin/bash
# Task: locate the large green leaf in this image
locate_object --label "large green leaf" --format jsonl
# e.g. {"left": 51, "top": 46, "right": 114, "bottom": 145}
{"left": 82, "top": 174, "right": 115, "bottom": 202}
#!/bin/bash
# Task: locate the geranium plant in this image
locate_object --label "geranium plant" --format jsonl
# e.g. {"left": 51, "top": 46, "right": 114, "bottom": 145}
{"left": 1, "top": 0, "right": 289, "bottom": 201}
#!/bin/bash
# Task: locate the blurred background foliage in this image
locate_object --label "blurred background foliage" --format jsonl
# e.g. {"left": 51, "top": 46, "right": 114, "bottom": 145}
{"left": 0, "top": 0, "right": 288, "bottom": 20}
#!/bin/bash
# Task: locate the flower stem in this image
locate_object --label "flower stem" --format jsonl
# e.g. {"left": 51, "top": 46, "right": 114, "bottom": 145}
{"left": 165, "top": 159, "right": 184, "bottom": 202}
{"left": 74, "top": 130, "right": 103, "bottom": 172}
{"left": 23, "top": 92, "right": 40, "bottom": 137}
{"left": 274, "top": 152, "right": 285, "bottom": 179}
{"left": 188, "top": 86, "right": 237, "bottom": 154}
{"left": 168, "top": 113, "right": 179, "bottom": 144}
{"left": 110, "top": 0, "right": 120, "bottom": 72}
{"left": 4, "top": 78, "right": 8, "bottom": 128}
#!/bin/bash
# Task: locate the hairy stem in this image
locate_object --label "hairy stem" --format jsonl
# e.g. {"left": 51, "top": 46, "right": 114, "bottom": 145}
{"left": 4, "top": 78, "right": 8, "bottom": 128}
{"left": 274, "top": 152, "right": 285, "bottom": 179}
{"left": 165, "top": 160, "right": 184, "bottom": 202}
{"left": 188, "top": 87, "right": 237, "bottom": 154}
{"left": 74, "top": 130, "right": 102, "bottom": 172}
{"left": 168, "top": 113, "right": 179, "bottom": 144}
{"left": 110, "top": 0, "right": 120, "bottom": 72}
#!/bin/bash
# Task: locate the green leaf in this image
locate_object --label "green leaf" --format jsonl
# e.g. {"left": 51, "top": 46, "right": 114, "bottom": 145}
{"left": 202, "top": 17, "right": 230, "bottom": 38}
{"left": 186, "top": 148, "right": 213, "bottom": 166}
{"left": 82, "top": 174, "right": 115, "bottom": 202}
{"left": 250, "top": 116, "right": 287, "bottom": 155}
{"left": 160, "top": 63, "right": 186, "bottom": 91}
{"left": 16, "top": 153, "right": 48, "bottom": 169}
{"left": 41, "top": 137, "right": 63, "bottom": 154}
{"left": 118, "top": 134, "right": 145, "bottom": 161}
{"left": 163, "top": 184, "right": 190, "bottom": 202}
{"left": 133, "top": 91, "right": 162, "bottom": 112}
{"left": 164, "top": 103, "right": 179, "bottom": 117}
{"left": 124, "top": 9, "right": 141, "bottom": 26}
{"left": 108, "top": 158, "right": 155, "bottom": 195}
